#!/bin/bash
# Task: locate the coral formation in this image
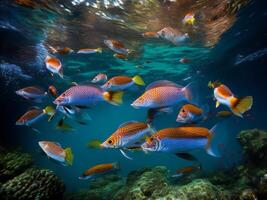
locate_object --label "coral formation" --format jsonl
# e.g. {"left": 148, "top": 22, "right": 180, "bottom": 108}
{"left": 0, "top": 150, "right": 33, "bottom": 182}
{"left": 67, "top": 174, "right": 124, "bottom": 200}
{"left": 2, "top": 168, "right": 65, "bottom": 200}
{"left": 0, "top": 148, "right": 65, "bottom": 200}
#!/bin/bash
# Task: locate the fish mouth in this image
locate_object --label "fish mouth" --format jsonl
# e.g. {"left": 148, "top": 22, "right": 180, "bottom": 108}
{"left": 176, "top": 115, "right": 186, "bottom": 123}
{"left": 130, "top": 103, "right": 140, "bottom": 109}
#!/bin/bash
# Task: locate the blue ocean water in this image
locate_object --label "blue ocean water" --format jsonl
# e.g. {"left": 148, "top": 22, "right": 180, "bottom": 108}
{"left": 0, "top": 0, "right": 267, "bottom": 193}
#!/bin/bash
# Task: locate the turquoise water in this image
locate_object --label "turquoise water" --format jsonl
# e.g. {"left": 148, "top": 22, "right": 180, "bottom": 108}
{"left": 1, "top": 0, "right": 267, "bottom": 193}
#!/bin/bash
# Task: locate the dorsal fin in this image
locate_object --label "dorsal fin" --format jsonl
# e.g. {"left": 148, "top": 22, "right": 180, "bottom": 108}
{"left": 118, "top": 121, "right": 139, "bottom": 128}
{"left": 145, "top": 80, "right": 182, "bottom": 91}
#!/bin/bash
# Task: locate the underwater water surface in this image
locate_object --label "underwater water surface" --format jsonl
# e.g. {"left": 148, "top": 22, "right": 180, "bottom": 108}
{"left": 1, "top": 0, "right": 267, "bottom": 199}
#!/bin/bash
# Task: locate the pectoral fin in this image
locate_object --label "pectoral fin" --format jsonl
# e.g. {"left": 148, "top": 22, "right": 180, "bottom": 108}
{"left": 216, "top": 101, "right": 220, "bottom": 108}
{"left": 119, "top": 149, "right": 133, "bottom": 160}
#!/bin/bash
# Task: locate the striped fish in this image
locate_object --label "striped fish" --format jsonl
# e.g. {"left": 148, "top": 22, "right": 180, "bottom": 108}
{"left": 101, "top": 121, "right": 154, "bottom": 159}
{"left": 141, "top": 125, "right": 221, "bottom": 157}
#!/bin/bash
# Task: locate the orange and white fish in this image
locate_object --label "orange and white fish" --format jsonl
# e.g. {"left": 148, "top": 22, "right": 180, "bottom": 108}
{"left": 54, "top": 85, "right": 124, "bottom": 106}
{"left": 101, "top": 75, "right": 145, "bottom": 91}
{"left": 131, "top": 80, "right": 194, "bottom": 109}
{"left": 104, "top": 39, "right": 130, "bottom": 55}
{"left": 176, "top": 104, "right": 209, "bottom": 124}
{"left": 91, "top": 73, "right": 108, "bottom": 84}
{"left": 77, "top": 48, "right": 102, "bottom": 54}
{"left": 208, "top": 81, "right": 253, "bottom": 117}
{"left": 141, "top": 125, "right": 221, "bottom": 158}
{"left": 101, "top": 121, "right": 154, "bottom": 160}
{"left": 79, "top": 163, "right": 119, "bottom": 180}
{"left": 113, "top": 53, "right": 127, "bottom": 60}
{"left": 157, "top": 27, "right": 189, "bottom": 45}
{"left": 45, "top": 55, "right": 63, "bottom": 78}
{"left": 172, "top": 165, "right": 201, "bottom": 178}
{"left": 38, "top": 141, "right": 73, "bottom": 166}
{"left": 182, "top": 12, "right": 196, "bottom": 25}
{"left": 16, "top": 86, "right": 47, "bottom": 102}
{"left": 142, "top": 32, "right": 159, "bottom": 38}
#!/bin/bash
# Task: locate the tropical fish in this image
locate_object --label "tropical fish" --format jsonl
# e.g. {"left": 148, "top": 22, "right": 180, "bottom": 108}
{"left": 15, "top": 86, "right": 47, "bottom": 102}
{"left": 79, "top": 163, "right": 119, "bottom": 180}
{"left": 45, "top": 55, "right": 63, "bottom": 78}
{"left": 54, "top": 85, "right": 124, "bottom": 106}
{"left": 113, "top": 53, "right": 127, "bottom": 60}
{"left": 47, "top": 45, "right": 74, "bottom": 55}
{"left": 16, "top": 106, "right": 56, "bottom": 133}
{"left": 176, "top": 104, "right": 209, "bottom": 124}
{"left": 101, "top": 121, "right": 154, "bottom": 159}
{"left": 91, "top": 73, "right": 108, "bottom": 84}
{"left": 101, "top": 75, "right": 145, "bottom": 91}
{"left": 182, "top": 12, "right": 196, "bottom": 25}
{"left": 208, "top": 81, "right": 253, "bottom": 117}
{"left": 172, "top": 165, "right": 201, "bottom": 178}
{"left": 157, "top": 27, "right": 189, "bottom": 45}
{"left": 141, "top": 125, "right": 222, "bottom": 158}
{"left": 131, "top": 80, "right": 194, "bottom": 109}
{"left": 56, "top": 118, "right": 75, "bottom": 132}
{"left": 179, "top": 58, "right": 190, "bottom": 63}
{"left": 77, "top": 48, "right": 102, "bottom": 54}
{"left": 104, "top": 39, "right": 130, "bottom": 55}
{"left": 56, "top": 105, "right": 91, "bottom": 125}
{"left": 48, "top": 85, "right": 58, "bottom": 98}
{"left": 38, "top": 141, "right": 73, "bottom": 166}
{"left": 142, "top": 32, "right": 159, "bottom": 38}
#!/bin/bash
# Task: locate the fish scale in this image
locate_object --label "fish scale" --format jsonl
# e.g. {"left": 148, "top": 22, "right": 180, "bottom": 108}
{"left": 116, "top": 122, "right": 148, "bottom": 136}
{"left": 154, "top": 127, "right": 210, "bottom": 140}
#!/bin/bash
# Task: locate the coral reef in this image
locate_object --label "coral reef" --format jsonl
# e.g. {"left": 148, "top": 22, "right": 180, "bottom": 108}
{"left": 0, "top": 150, "right": 33, "bottom": 182}
{"left": 67, "top": 174, "right": 124, "bottom": 200}
{"left": 2, "top": 168, "right": 65, "bottom": 200}
{"left": 0, "top": 148, "right": 65, "bottom": 200}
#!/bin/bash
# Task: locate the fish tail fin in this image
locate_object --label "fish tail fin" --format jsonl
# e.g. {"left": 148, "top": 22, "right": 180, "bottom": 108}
{"left": 183, "top": 82, "right": 198, "bottom": 104}
{"left": 132, "top": 75, "right": 145, "bottom": 86}
{"left": 64, "top": 147, "right": 73, "bottom": 166}
{"left": 113, "top": 162, "right": 120, "bottom": 170}
{"left": 87, "top": 140, "right": 102, "bottom": 149}
{"left": 230, "top": 96, "right": 253, "bottom": 118}
{"left": 96, "top": 48, "right": 102, "bottom": 53}
{"left": 103, "top": 91, "right": 124, "bottom": 105}
{"left": 206, "top": 124, "right": 222, "bottom": 157}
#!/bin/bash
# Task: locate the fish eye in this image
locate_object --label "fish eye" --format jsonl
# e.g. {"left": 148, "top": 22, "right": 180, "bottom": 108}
{"left": 108, "top": 140, "right": 112, "bottom": 144}
{"left": 62, "top": 93, "right": 65, "bottom": 96}
{"left": 182, "top": 109, "right": 185, "bottom": 112}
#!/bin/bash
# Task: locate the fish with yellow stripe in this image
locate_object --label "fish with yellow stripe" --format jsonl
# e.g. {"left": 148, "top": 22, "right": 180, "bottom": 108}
{"left": 79, "top": 163, "right": 119, "bottom": 180}
{"left": 208, "top": 81, "right": 253, "bottom": 117}
{"left": 38, "top": 141, "right": 73, "bottom": 166}
{"left": 141, "top": 125, "right": 222, "bottom": 158}
{"left": 100, "top": 121, "right": 154, "bottom": 160}
{"left": 101, "top": 75, "right": 145, "bottom": 91}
